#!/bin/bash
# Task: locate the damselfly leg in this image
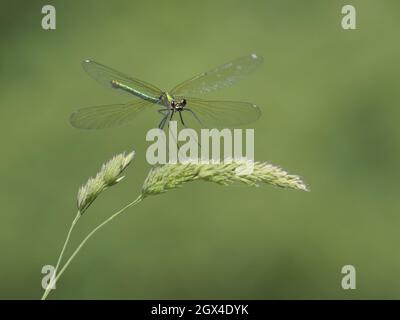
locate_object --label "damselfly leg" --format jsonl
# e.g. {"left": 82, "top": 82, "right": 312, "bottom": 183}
{"left": 157, "top": 109, "right": 169, "bottom": 130}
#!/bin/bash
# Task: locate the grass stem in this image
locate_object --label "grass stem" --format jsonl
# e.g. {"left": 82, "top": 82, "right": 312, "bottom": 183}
{"left": 41, "top": 195, "right": 143, "bottom": 300}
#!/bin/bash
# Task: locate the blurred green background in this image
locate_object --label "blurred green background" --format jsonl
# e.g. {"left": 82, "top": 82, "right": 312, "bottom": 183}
{"left": 1, "top": 0, "right": 399, "bottom": 299}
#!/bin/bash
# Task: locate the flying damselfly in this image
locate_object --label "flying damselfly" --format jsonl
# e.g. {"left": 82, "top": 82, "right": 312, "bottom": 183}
{"left": 70, "top": 54, "right": 263, "bottom": 130}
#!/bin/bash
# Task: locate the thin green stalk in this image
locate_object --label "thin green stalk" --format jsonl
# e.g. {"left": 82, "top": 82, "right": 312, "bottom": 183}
{"left": 41, "top": 211, "right": 81, "bottom": 299}
{"left": 54, "top": 211, "right": 81, "bottom": 273}
{"left": 41, "top": 195, "right": 143, "bottom": 300}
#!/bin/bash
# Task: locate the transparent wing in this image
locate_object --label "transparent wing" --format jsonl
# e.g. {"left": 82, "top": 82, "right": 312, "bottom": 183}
{"left": 70, "top": 100, "right": 153, "bottom": 129}
{"left": 170, "top": 54, "right": 263, "bottom": 97}
{"left": 180, "top": 97, "right": 261, "bottom": 128}
{"left": 82, "top": 60, "right": 162, "bottom": 99}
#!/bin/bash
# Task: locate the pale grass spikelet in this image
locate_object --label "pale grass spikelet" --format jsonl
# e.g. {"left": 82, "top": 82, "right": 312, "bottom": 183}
{"left": 101, "top": 151, "right": 135, "bottom": 186}
{"left": 77, "top": 176, "right": 106, "bottom": 213}
{"left": 77, "top": 151, "right": 135, "bottom": 212}
{"left": 141, "top": 162, "right": 198, "bottom": 196}
{"left": 141, "top": 158, "right": 308, "bottom": 197}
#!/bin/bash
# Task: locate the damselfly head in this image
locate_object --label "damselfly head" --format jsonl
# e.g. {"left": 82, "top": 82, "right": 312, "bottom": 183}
{"left": 171, "top": 98, "right": 186, "bottom": 111}
{"left": 110, "top": 80, "right": 119, "bottom": 88}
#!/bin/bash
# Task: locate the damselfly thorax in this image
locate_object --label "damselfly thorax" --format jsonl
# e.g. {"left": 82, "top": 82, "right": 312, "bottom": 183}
{"left": 157, "top": 92, "right": 189, "bottom": 129}
{"left": 159, "top": 92, "right": 187, "bottom": 111}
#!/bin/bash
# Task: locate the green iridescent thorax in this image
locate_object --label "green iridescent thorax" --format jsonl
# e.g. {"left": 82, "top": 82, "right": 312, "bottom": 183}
{"left": 159, "top": 92, "right": 187, "bottom": 111}
{"left": 159, "top": 92, "right": 175, "bottom": 107}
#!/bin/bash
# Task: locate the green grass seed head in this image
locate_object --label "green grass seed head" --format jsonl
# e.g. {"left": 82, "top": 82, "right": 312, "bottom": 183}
{"left": 141, "top": 158, "right": 308, "bottom": 197}
{"left": 77, "top": 151, "right": 135, "bottom": 212}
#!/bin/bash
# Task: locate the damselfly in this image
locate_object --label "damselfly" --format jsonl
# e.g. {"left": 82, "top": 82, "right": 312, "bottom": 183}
{"left": 70, "top": 54, "right": 263, "bottom": 130}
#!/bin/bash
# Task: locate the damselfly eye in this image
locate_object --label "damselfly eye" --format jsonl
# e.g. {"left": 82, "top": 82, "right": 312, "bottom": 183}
{"left": 171, "top": 101, "right": 176, "bottom": 107}
{"left": 181, "top": 99, "right": 187, "bottom": 106}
